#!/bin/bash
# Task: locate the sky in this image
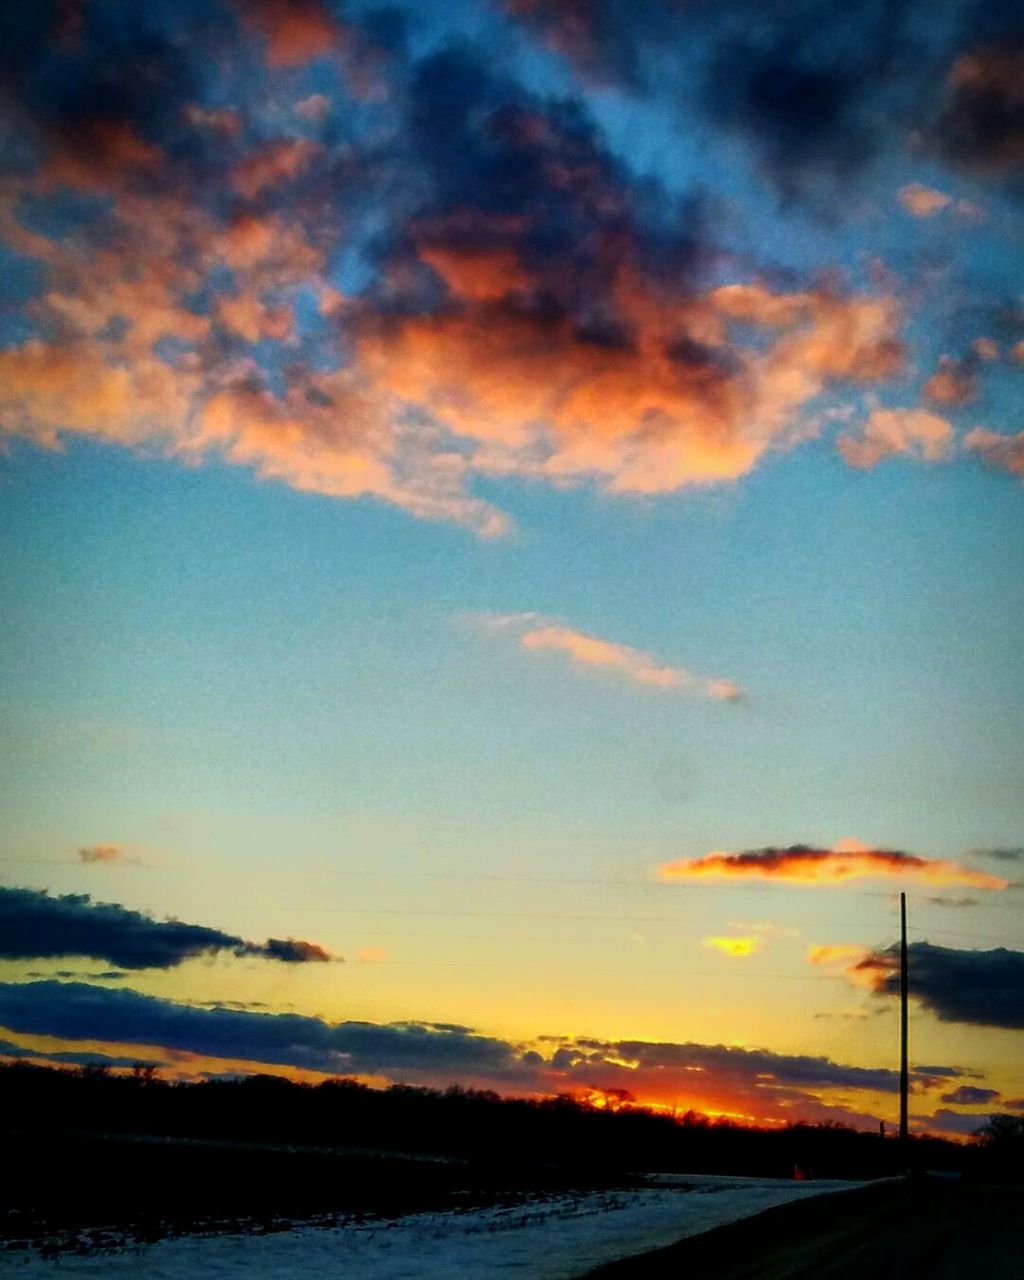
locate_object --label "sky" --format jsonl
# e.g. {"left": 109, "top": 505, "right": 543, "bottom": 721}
{"left": 1, "top": 0, "right": 1023, "bottom": 1139}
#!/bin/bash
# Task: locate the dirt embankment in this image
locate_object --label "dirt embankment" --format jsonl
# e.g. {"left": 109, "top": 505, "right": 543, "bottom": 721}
{"left": 582, "top": 1178, "right": 1024, "bottom": 1280}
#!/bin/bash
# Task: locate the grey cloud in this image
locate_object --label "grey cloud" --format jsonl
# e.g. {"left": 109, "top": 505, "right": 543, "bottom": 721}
{"left": 855, "top": 941, "right": 1024, "bottom": 1030}
{"left": 0, "top": 887, "right": 334, "bottom": 970}
{"left": 940, "top": 1085, "right": 1001, "bottom": 1105}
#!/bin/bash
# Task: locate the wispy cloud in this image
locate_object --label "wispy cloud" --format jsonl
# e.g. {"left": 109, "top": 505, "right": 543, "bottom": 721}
{"left": 807, "top": 943, "right": 870, "bottom": 968}
{"left": 974, "top": 847, "right": 1024, "bottom": 864}
{"left": 479, "top": 613, "right": 743, "bottom": 698}
{"left": 659, "top": 841, "right": 1008, "bottom": 889}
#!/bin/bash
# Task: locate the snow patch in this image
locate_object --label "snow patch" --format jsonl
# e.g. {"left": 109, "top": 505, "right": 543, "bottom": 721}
{"left": 1, "top": 1176, "right": 864, "bottom": 1277}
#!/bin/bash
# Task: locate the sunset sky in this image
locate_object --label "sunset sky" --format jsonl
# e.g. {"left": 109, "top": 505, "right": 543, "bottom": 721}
{"left": 1, "top": 0, "right": 1023, "bottom": 1138}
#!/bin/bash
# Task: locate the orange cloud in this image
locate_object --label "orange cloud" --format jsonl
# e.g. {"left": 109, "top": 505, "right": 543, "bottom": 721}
{"left": 0, "top": 339, "right": 196, "bottom": 449}
{"left": 216, "top": 294, "right": 294, "bottom": 343}
{"left": 0, "top": 131, "right": 905, "bottom": 536}
{"left": 231, "top": 139, "right": 319, "bottom": 198}
{"left": 39, "top": 120, "right": 161, "bottom": 192}
{"left": 77, "top": 845, "right": 125, "bottom": 865}
{"left": 702, "top": 936, "right": 761, "bottom": 958}
{"left": 237, "top": 0, "right": 343, "bottom": 67}
{"left": 972, "top": 338, "right": 1000, "bottom": 361}
{"left": 923, "top": 357, "right": 978, "bottom": 407}
{"left": 357, "top": 276, "right": 903, "bottom": 501}
{"left": 964, "top": 428, "right": 1024, "bottom": 477}
{"left": 806, "top": 944, "right": 870, "bottom": 967}
{"left": 659, "top": 844, "right": 1009, "bottom": 889}
{"left": 417, "top": 242, "right": 530, "bottom": 302}
{"left": 482, "top": 614, "right": 743, "bottom": 698}
{"left": 837, "top": 408, "right": 954, "bottom": 469}
{"left": 898, "top": 184, "right": 952, "bottom": 217}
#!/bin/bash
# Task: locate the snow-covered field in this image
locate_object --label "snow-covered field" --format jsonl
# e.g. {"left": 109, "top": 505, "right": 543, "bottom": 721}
{"left": 1, "top": 1175, "right": 864, "bottom": 1277}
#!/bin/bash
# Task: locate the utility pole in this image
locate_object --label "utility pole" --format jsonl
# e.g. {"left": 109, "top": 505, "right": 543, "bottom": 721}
{"left": 899, "top": 891, "right": 909, "bottom": 1157}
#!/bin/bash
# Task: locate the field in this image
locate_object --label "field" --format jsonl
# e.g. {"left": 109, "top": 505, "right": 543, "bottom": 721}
{"left": 0, "top": 1131, "right": 861, "bottom": 1276}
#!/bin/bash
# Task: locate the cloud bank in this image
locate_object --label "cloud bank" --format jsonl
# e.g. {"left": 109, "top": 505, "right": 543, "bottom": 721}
{"left": 0, "top": 979, "right": 981, "bottom": 1127}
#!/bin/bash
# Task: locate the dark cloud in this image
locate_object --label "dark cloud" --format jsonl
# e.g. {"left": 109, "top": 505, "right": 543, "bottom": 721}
{"left": 0, "top": 981, "right": 979, "bottom": 1127}
{"left": 0, "top": 887, "right": 334, "bottom": 970}
{"left": 854, "top": 941, "right": 1024, "bottom": 1030}
{"left": 918, "top": 1108, "right": 997, "bottom": 1137}
{"left": 24, "top": 969, "right": 127, "bottom": 980}
{"left": 506, "top": 1, "right": 1024, "bottom": 207}
{"left": 373, "top": 40, "right": 711, "bottom": 313}
{"left": 0, "top": 0, "right": 916, "bottom": 530}
{"left": 916, "top": 1063, "right": 983, "bottom": 1080}
{"left": 976, "top": 847, "right": 1024, "bottom": 863}
{"left": 940, "top": 1085, "right": 1001, "bottom": 1105}
{"left": 0, "top": 0, "right": 227, "bottom": 188}
{"left": 0, "top": 1038, "right": 160, "bottom": 1071}
{"left": 543, "top": 1035, "right": 963, "bottom": 1097}
{"left": 0, "top": 982, "right": 522, "bottom": 1077}
{"left": 258, "top": 938, "right": 332, "bottom": 963}
{"left": 506, "top": 0, "right": 923, "bottom": 205}
{"left": 933, "top": 42, "right": 1024, "bottom": 178}
{"left": 700, "top": 1, "right": 920, "bottom": 206}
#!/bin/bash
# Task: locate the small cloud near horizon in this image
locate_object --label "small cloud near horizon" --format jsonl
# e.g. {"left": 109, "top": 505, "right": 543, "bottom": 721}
{"left": 659, "top": 840, "right": 1008, "bottom": 889}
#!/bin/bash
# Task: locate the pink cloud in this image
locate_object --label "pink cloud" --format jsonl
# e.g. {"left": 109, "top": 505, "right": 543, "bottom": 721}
{"left": 964, "top": 428, "right": 1024, "bottom": 477}
{"left": 482, "top": 614, "right": 743, "bottom": 698}
{"left": 898, "top": 184, "right": 952, "bottom": 218}
{"left": 837, "top": 409, "right": 953, "bottom": 469}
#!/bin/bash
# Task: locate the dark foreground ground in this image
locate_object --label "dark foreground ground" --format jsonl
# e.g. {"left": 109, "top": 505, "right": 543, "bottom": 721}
{"left": 0, "top": 1128, "right": 626, "bottom": 1259}
{"left": 583, "top": 1177, "right": 1024, "bottom": 1280}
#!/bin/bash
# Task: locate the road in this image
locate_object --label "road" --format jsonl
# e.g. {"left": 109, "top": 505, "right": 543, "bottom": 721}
{"left": 582, "top": 1177, "right": 1024, "bottom": 1279}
